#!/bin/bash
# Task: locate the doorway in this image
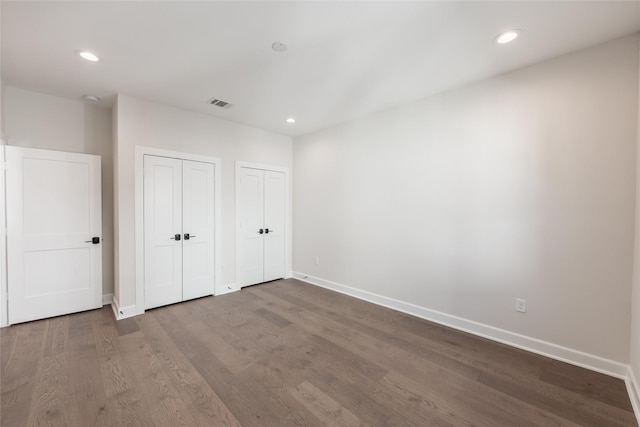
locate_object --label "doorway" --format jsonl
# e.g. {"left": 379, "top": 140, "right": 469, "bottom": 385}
{"left": 5, "top": 146, "right": 102, "bottom": 324}
{"left": 133, "top": 147, "right": 221, "bottom": 318}
{"left": 236, "top": 162, "right": 290, "bottom": 288}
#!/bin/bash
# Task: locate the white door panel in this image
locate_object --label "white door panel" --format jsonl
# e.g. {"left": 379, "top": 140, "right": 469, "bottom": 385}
{"left": 23, "top": 158, "right": 91, "bottom": 234}
{"left": 144, "top": 156, "right": 182, "bottom": 309}
{"left": 237, "top": 168, "right": 265, "bottom": 287}
{"left": 182, "top": 160, "right": 215, "bottom": 300}
{"left": 24, "top": 248, "right": 91, "bottom": 296}
{"left": 144, "top": 156, "right": 215, "bottom": 308}
{"left": 237, "top": 167, "right": 286, "bottom": 287}
{"left": 263, "top": 171, "right": 286, "bottom": 282}
{"left": 6, "top": 146, "right": 102, "bottom": 324}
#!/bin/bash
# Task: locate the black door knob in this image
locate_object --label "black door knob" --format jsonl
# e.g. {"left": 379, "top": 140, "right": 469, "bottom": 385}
{"left": 84, "top": 237, "right": 100, "bottom": 244}
{"left": 184, "top": 233, "right": 190, "bottom": 240}
{"left": 258, "top": 229, "right": 264, "bottom": 234}
{"left": 265, "top": 229, "right": 270, "bottom": 234}
{"left": 171, "top": 234, "right": 181, "bottom": 241}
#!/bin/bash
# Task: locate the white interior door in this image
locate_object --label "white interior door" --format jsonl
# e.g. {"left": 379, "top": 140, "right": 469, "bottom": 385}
{"left": 237, "top": 167, "right": 265, "bottom": 287}
{"left": 237, "top": 166, "right": 286, "bottom": 287}
{"left": 182, "top": 160, "right": 215, "bottom": 300}
{"left": 263, "top": 171, "right": 286, "bottom": 282}
{"left": 144, "top": 155, "right": 183, "bottom": 309}
{"left": 6, "top": 146, "right": 102, "bottom": 324}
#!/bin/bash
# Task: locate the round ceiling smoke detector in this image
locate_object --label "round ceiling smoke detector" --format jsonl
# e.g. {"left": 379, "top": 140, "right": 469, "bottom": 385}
{"left": 82, "top": 94, "right": 100, "bottom": 102}
{"left": 272, "top": 42, "right": 288, "bottom": 53}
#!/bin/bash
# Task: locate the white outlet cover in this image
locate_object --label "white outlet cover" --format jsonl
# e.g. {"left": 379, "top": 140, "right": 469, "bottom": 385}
{"left": 516, "top": 298, "right": 526, "bottom": 313}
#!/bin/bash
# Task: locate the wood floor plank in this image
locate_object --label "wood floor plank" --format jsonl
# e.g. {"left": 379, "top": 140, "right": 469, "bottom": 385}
{"left": 66, "top": 344, "right": 111, "bottom": 427}
{"left": 540, "top": 358, "right": 633, "bottom": 410}
{"left": 254, "top": 307, "right": 293, "bottom": 328}
{"left": 67, "top": 310, "right": 97, "bottom": 339}
{"left": 107, "top": 387, "right": 154, "bottom": 427}
{"left": 0, "top": 381, "right": 37, "bottom": 427}
{"left": 99, "top": 354, "right": 137, "bottom": 397}
{"left": 25, "top": 353, "right": 70, "bottom": 427}
{"left": 1, "top": 321, "right": 47, "bottom": 391}
{"left": 478, "top": 370, "right": 637, "bottom": 426}
{"left": 114, "top": 317, "right": 140, "bottom": 337}
{"left": 183, "top": 320, "right": 259, "bottom": 373}
{"left": 241, "top": 328, "right": 394, "bottom": 426}
{"left": 137, "top": 368, "right": 201, "bottom": 427}
{"left": 138, "top": 311, "right": 242, "bottom": 427}
{"left": 234, "top": 363, "right": 323, "bottom": 426}
{"left": 92, "top": 321, "right": 120, "bottom": 359}
{"left": 289, "top": 380, "right": 365, "bottom": 427}
{"left": 0, "top": 325, "right": 17, "bottom": 375}
{"left": 1, "top": 281, "right": 637, "bottom": 426}
{"left": 41, "top": 316, "right": 69, "bottom": 358}
{"left": 117, "top": 326, "right": 198, "bottom": 426}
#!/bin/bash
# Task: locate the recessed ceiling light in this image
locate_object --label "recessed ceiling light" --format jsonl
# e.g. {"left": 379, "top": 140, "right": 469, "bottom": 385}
{"left": 286, "top": 117, "right": 296, "bottom": 124}
{"left": 77, "top": 50, "right": 100, "bottom": 62}
{"left": 272, "top": 42, "right": 288, "bottom": 53}
{"left": 494, "top": 30, "right": 521, "bottom": 45}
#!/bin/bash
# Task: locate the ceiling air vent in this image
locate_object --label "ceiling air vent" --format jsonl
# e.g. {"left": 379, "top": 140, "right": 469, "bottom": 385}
{"left": 208, "top": 98, "right": 232, "bottom": 109}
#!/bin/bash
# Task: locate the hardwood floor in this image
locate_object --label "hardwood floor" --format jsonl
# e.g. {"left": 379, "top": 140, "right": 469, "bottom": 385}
{"left": 1, "top": 278, "right": 636, "bottom": 426}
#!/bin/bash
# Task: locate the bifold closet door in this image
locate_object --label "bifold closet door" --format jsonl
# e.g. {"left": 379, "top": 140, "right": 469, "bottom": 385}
{"left": 144, "top": 156, "right": 183, "bottom": 309}
{"left": 6, "top": 146, "right": 102, "bottom": 324}
{"left": 144, "top": 156, "right": 215, "bottom": 310}
{"left": 237, "top": 167, "right": 285, "bottom": 287}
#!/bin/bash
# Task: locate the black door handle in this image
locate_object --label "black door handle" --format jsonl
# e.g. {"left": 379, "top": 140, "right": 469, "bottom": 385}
{"left": 258, "top": 229, "right": 264, "bottom": 234}
{"left": 265, "top": 229, "right": 270, "bottom": 234}
{"left": 184, "top": 233, "right": 196, "bottom": 240}
{"left": 170, "top": 234, "right": 181, "bottom": 241}
{"left": 84, "top": 237, "right": 100, "bottom": 244}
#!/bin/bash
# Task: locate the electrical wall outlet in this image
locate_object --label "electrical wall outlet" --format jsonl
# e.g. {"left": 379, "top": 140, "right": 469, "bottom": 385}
{"left": 314, "top": 257, "right": 320, "bottom": 265}
{"left": 515, "top": 298, "right": 526, "bottom": 313}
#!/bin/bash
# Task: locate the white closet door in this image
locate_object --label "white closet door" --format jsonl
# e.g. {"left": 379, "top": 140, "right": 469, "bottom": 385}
{"left": 237, "top": 167, "right": 265, "bottom": 287}
{"left": 263, "top": 170, "right": 286, "bottom": 282}
{"left": 182, "top": 160, "right": 215, "bottom": 300}
{"left": 6, "top": 146, "right": 102, "bottom": 324}
{"left": 144, "top": 155, "right": 183, "bottom": 309}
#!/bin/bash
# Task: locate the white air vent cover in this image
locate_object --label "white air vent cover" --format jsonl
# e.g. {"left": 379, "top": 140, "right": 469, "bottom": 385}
{"left": 208, "top": 98, "right": 232, "bottom": 109}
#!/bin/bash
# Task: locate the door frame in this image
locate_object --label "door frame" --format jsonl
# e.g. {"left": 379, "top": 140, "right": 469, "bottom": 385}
{"left": 235, "top": 161, "right": 291, "bottom": 288}
{"left": 0, "top": 143, "right": 7, "bottom": 327}
{"left": 135, "top": 146, "right": 221, "bottom": 317}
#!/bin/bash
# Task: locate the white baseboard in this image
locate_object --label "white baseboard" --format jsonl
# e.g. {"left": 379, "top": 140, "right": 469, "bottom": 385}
{"left": 111, "top": 297, "right": 137, "bottom": 320}
{"left": 216, "top": 283, "right": 239, "bottom": 296}
{"left": 627, "top": 366, "right": 640, "bottom": 421}
{"left": 102, "top": 293, "right": 113, "bottom": 306}
{"left": 292, "top": 271, "right": 629, "bottom": 380}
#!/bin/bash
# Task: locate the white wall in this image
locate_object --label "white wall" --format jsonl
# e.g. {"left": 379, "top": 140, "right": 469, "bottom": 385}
{"left": 3, "top": 86, "right": 115, "bottom": 300}
{"left": 630, "top": 35, "right": 640, "bottom": 395}
{"left": 293, "top": 34, "right": 639, "bottom": 363}
{"left": 0, "top": 77, "right": 6, "bottom": 326}
{"left": 113, "top": 94, "right": 292, "bottom": 309}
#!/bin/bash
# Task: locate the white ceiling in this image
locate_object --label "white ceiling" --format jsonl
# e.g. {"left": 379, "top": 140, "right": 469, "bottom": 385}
{"left": 2, "top": 1, "right": 640, "bottom": 137}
